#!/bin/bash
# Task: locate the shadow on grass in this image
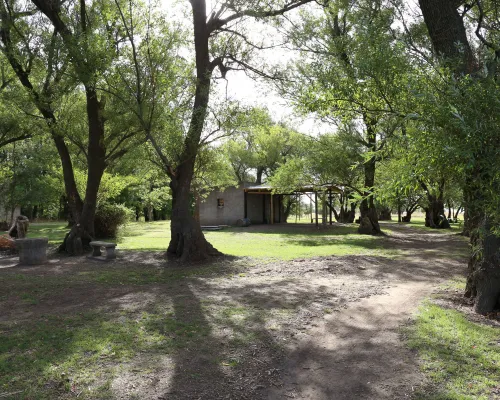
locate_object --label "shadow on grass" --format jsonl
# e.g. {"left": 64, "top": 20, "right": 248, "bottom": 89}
{"left": 0, "top": 223, "right": 471, "bottom": 399}
{"left": 406, "top": 303, "right": 500, "bottom": 400}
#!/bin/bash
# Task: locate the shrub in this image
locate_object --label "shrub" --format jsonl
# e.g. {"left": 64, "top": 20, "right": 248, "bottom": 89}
{"left": 94, "top": 203, "right": 134, "bottom": 238}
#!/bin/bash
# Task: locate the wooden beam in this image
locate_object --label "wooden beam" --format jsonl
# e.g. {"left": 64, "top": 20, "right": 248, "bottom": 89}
{"left": 329, "top": 190, "right": 333, "bottom": 225}
{"left": 262, "top": 194, "right": 266, "bottom": 223}
{"left": 270, "top": 193, "right": 274, "bottom": 224}
{"left": 244, "top": 190, "right": 248, "bottom": 219}
{"left": 315, "top": 191, "right": 318, "bottom": 228}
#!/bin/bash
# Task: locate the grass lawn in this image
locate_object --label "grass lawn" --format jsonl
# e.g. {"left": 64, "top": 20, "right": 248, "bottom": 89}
{"left": 27, "top": 220, "right": 402, "bottom": 260}
{"left": 1, "top": 218, "right": 489, "bottom": 399}
{"left": 407, "top": 278, "right": 500, "bottom": 400}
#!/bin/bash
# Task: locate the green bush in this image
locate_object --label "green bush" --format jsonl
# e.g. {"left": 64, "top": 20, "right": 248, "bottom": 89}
{"left": 94, "top": 203, "right": 134, "bottom": 238}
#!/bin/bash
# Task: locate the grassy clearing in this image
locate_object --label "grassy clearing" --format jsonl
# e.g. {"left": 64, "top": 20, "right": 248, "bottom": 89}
{"left": 28, "top": 220, "right": 402, "bottom": 260}
{"left": 407, "top": 280, "right": 500, "bottom": 400}
{"left": 0, "top": 307, "right": 210, "bottom": 399}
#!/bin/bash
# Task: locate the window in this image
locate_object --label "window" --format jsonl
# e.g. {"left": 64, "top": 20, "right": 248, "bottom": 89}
{"left": 217, "top": 198, "right": 224, "bottom": 208}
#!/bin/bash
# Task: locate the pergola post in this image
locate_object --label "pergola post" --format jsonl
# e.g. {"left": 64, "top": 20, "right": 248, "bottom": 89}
{"left": 262, "top": 195, "right": 266, "bottom": 223}
{"left": 270, "top": 193, "right": 274, "bottom": 224}
{"left": 315, "top": 191, "right": 318, "bottom": 228}
{"left": 329, "top": 190, "right": 333, "bottom": 225}
{"left": 244, "top": 190, "right": 248, "bottom": 219}
{"left": 278, "top": 195, "right": 282, "bottom": 223}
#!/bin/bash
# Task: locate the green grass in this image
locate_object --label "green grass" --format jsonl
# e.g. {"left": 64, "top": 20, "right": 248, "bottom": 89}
{"left": 0, "top": 308, "right": 209, "bottom": 399}
{"left": 26, "top": 222, "right": 70, "bottom": 244}
{"left": 408, "top": 300, "right": 500, "bottom": 399}
{"left": 405, "top": 215, "right": 463, "bottom": 233}
{"left": 28, "top": 220, "right": 401, "bottom": 260}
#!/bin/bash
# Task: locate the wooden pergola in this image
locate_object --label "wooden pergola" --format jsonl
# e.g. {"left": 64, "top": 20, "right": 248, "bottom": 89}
{"left": 243, "top": 183, "right": 343, "bottom": 227}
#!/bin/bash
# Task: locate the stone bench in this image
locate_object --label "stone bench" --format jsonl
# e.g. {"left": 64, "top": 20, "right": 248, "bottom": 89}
{"left": 89, "top": 241, "right": 117, "bottom": 260}
{"left": 16, "top": 237, "right": 48, "bottom": 265}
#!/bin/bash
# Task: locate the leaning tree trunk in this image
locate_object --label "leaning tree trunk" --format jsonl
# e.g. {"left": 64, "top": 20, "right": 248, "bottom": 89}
{"left": 358, "top": 157, "right": 381, "bottom": 234}
{"left": 61, "top": 89, "right": 106, "bottom": 255}
{"left": 166, "top": 0, "right": 221, "bottom": 262}
{"left": 465, "top": 216, "right": 500, "bottom": 313}
{"left": 167, "top": 163, "right": 221, "bottom": 262}
{"left": 419, "top": 0, "right": 499, "bottom": 312}
{"left": 51, "top": 133, "right": 83, "bottom": 224}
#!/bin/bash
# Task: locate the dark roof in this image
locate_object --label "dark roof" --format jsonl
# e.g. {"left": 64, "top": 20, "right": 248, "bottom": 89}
{"left": 244, "top": 183, "right": 343, "bottom": 194}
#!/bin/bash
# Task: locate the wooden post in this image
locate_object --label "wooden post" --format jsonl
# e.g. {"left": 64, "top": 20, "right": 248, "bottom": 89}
{"left": 310, "top": 196, "right": 313, "bottom": 223}
{"left": 315, "top": 191, "right": 318, "bottom": 228}
{"left": 262, "top": 194, "right": 266, "bottom": 223}
{"left": 278, "top": 195, "right": 282, "bottom": 223}
{"left": 270, "top": 193, "right": 274, "bottom": 224}
{"left": 329, "top": 190, "right": 333, "bottom": 225}
{"left": 244, "top": 190, "right": 248, "bottom": 219}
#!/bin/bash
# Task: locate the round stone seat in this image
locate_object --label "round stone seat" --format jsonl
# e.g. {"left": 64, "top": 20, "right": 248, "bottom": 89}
{"left": 16, "top": 237, "right": 49, "bottom": 265}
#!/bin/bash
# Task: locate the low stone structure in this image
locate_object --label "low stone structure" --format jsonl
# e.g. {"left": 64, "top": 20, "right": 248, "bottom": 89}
{"left": 16, "top": 237, "right": 48, "bottom": 265}
{"left": 89, "top": 241, "right": 117, "bottom": 261}
{"left": 8, "top": 215, "right": 30, "bottom": 238}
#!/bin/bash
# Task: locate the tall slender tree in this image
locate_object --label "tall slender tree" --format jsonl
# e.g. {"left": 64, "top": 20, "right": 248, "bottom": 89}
{"left": 144, "top": 0, "right": 316, "bottom": 261}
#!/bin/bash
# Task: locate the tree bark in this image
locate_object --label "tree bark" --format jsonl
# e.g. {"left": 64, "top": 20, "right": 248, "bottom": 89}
{"left": 51, "top": 133, "right": 83, "bottom": 223}
{"left": 61, "top": 89, "right": 106, "bottom": 254}
{"left": 166, "top": 0, "right": 221, "bottom": 262}
{"left": 419, "top": 0, "right": 499, "bottom": 312}
{"left": 256, "top": 167, "right": 265, "bottom": 185}
{"left": 358, "top": 119, "right": 381, "bottom": 234}
{"left": 168, "top": 163, "right": 220, "bottom": 262}
{"left": 465, "top": 216, "right": 500, "bottom": 313}
{"left": 418, "top": 0, "right": 477, "bottom": 75}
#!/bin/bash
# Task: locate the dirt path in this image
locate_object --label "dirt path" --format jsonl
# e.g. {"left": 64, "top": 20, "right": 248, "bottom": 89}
{"left": 0, "top": 223, "right": 468, "bottom": 399}
{"left": 267, "top": 282, "right": 433, "bottom": 399}
{"left": 267, "top": 224, "right": 467, "bottom": 399}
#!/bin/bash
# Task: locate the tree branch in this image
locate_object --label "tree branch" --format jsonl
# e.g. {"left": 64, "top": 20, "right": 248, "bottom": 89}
{"left": 207, "top": 0, "right": 315, "bottom": 33}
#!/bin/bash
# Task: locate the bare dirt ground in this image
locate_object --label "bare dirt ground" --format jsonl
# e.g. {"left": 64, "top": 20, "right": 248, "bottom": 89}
{"left": 0, "top": 223, "right": 468, "bottom": 399}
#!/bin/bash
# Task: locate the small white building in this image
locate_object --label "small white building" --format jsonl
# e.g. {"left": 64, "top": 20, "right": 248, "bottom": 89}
{"left": 0, "top": 203, "right": 21, "bottom": 226}
{"left": 198, "top": 183, "right": 342, "bottom": 227}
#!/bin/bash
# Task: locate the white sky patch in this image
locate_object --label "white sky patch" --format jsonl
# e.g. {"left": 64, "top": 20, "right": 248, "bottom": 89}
{"left": 163, "top": 0, "right": 333, "bottom": 136}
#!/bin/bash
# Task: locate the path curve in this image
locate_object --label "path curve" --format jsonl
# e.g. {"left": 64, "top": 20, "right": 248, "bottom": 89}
{"left": 267, "top": 224, "right": 467, "bottom": 399}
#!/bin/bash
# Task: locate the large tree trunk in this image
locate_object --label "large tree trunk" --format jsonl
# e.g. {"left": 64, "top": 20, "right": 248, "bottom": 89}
{"left": 51, "top": 133, "right": 83, "bottom": 223}
{"left": 358, "top": 155, "right": 380, "bottom": 233}
{"left": 358, "top": 117, "right": 381, "bottom": 234}
{"left": 418, "top": 0, "right": 477, "bottom": 74}
{"left": 419, "top": 0, "right": 499, "bottom": 313}
{"left": 379, "top": 206, "right": 392, "bottom": 221}
{"left": 166, "top": 0, "right": 220, "bottom": 262}
{"left": 168, "top": 164, "right": 220, "bottom": 262}
{"left": 465, "top": 216, "right": 500, "bottom": 313}
{"left": 424, "top": 195, "right": 446, "bottom": 228}
{"left": 61, "top": 89, "right": 106, "bottom": 254}
{"left": 256, "top": 167, "right": 265, "bottom": 185}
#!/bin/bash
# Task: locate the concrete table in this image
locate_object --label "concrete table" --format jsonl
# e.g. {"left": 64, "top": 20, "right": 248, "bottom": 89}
{"left": 16, "top": 237, "right": 48, "bottom": 265}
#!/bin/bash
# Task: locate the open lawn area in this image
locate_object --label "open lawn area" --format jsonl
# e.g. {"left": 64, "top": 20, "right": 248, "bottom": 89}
{"left": 1, "top": 222, "right": 498, "bottom": 400}
{"left": 26, "top": 220, "right": 464, "bottom": 260}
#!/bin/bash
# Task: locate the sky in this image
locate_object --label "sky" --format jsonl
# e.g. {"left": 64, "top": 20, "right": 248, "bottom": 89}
{"left": 166, "top": 0, "right": 333, "bottom": 136}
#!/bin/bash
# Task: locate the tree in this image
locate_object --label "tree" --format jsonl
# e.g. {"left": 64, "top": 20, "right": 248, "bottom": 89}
{"left": 417, "top": 0, "right": 500, "bottom": 313}
{"left": 269, "top": 129, "right": 364, "bottom": 223}
{"left": 283, "top": 0, "right": 415, "bottom": 234}
{"left": 144, "top": 0, "right": 316, "bottom": 261}
{"left": 1, "top": 0, "right": 175, "bottom": 253}
{"left": 0, "top": 0, "right": 83, "bottom": 228}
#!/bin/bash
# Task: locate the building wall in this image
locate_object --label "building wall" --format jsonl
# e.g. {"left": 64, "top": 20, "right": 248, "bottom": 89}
{"left": 0, "top": 204, "right": 21, "bottom": 225}
{"left": 199, "top": 186, "right": 245, "bottom": 226}
{"left": 199, "top": 186, "right": 283, "bottom": 226}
